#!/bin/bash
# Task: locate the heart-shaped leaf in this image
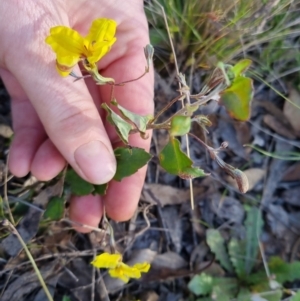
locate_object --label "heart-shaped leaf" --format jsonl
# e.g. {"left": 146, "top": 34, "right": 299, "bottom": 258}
{"left": 65, "top": 169, "right": 94, "bottom": 196}
{"left": 170, "top": 115, "right": 191, "bottom": 136}
{"left": 220, "top": 76, "right": 254, "bottom": 121}
{"left": 231, "top": 59, "right": 252, "bottom": 78}
{"left": 102, "top": 103, "right": 132, "bottom": 144}
{"left": 114, "top": 147, "right": 152, "bottom": 181}
{"left": 111, "top": 99, "right": 153, "bottom": 134}
{"left": 44, "top": 196, "right": 65, "bottom": 220}
{"left": 159, "top": 137, "right": 206, "bottom": 179}
{"left": 94, "top": 183, "right": 108, "bottom": 195}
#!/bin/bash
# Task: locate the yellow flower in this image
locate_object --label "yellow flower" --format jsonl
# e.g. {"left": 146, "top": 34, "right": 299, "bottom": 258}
{"left": 91, "top": 252, "right": 151, "bottom": 283}
{"left": 45, "top": 18, "right": 117, "bottom": 77}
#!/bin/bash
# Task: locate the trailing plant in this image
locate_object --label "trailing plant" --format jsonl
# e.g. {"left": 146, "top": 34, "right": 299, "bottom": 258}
{"left": 40, "top": 17, "right": 255, "bottom": 282}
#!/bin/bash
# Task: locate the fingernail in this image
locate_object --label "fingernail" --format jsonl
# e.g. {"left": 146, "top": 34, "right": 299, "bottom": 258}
{"left": 74, "top": 140, "right": 116, "bottom": 184}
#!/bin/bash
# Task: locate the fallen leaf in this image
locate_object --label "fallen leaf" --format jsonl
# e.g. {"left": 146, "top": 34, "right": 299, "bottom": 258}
{"left": 142, "top": 183, "right": 205, "bottom": 207}
{"left": 2, "top": 260, "right": 60, "bottom": 301}
{"left": 282, "top": 187, "right": 300, "bottom": 206}
{"left": 160, "top": 206, "right": 182, "bottom": 253}
{"left": 211, "top": 194, "right": 245, "bottom": 225}
{"left": 152, "top": 252, "right": 188, "bottom": 270}
{"left": 263, "top": 114, "right": 296, "bottom": 139}
{"left": 2, "top": 208, "right": 43, "bottom": 257}
{"left": 140, "top": 291, "right": 159, "bottom": 301}
{"left": 282, "top": 162, "right": 300, "bottom": 182}
{"left": 284, "top": 88, "right": 300, "bottom": 133}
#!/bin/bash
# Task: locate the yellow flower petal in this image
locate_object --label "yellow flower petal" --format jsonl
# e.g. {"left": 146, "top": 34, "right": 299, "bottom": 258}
{"left": 46, "top": 26, "right": 85, "bottom": 75}
{"left": 132, "top": 262, "right": 151, "bottom": 273}
{"left": 108, "top": 263, "right": 141, "bottom": 283}
{"left": 56, "top": 55, "right": 80, "bottom": 77}
{"left": 85, "top": 18, "right": 117, "bottom": 64}
{"left": 109, "top": 266, "right": 130, "bottom": 283}
{"left": 46, "top": 26, "right": 84, "bottom": 57}
{"left": 86, "top": 18, "right": 117, "bottom": 45}
{"left": 91, "top": 252, "right": 122, "bottom": 269}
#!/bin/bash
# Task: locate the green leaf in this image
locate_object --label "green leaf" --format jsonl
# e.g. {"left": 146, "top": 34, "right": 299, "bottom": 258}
{"left": 44, "top": 197, "right": 64, "bottom": 220}
{"left": 236, "top": 288, "right": 252, "bottom": 301}
{"left": 291, "top": 290, "right": 300, "bottom": 301}
{"left": 159, "top": 137, "right": 206, "bottom": 179}
{"left": 93, "top": 183, "right": 108, "bottom": 195}
{"left": 65, "top": 169, "right": 94, "bottom": 196}
{"left": 231, "top": 59, "right": 252, "bottom": 78}
{"left": 114, "top": 147, "right": 152, "bottom": 181}
{"left": 269, "top": 256, "right": 300, "bottom": 284}
{"left": 245, "top": 207, "right": 264, "bottom": 274}
{"left": 206, "top": 229, "right": 234, "bottom": 273}
{"left": 62, "top": 296, "right": 71, "bottom": 301}
{"left": 102, "top": 103, "right": 132, "bottom": 144}
{"left": 211, "top": 278, "right": 238, "bottom": 301}
{"left": 188, "top": 273, "right": 214, "bottom": 296}
{"left": 228, "top": 238, "right": 247, "bottom": 278}
{"left": 111, "top": 99, "right": 153, "bottom": 134}
{"left": 262, "top": 291, "right": 282, "bottom": 301}
{"left": 220, "top": 76, "right": 254, "bottom": 121}
{"left": 246, "top": 271, "right": 268, "bottom": 286}
{"left": 170, "top": 115, "right": 191, "bottom": 136}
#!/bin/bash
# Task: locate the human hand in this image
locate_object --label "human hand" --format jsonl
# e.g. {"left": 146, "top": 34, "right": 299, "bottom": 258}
{"left": 0, "top": 0, "right": 154, "bottom": 232}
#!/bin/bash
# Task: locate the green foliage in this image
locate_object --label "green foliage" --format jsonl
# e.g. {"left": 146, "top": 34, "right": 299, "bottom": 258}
{"left": 114, "top": 147, "right": 152, "bottom": 181}
{"left": 220, "top": 76, "right": 253, "bottom": 121}
{"left": 102, "top": 103, "right": 132, "bottom": 144}
{"left": 291, "top": 291, "right": 300, "bottom": 301}
{"left": 189, "top": 208, "right": 292, "bottom": 301}
{"left": 93, "top": 183, "right": 108, "bottom": 195}
{"left": 147, "top": 0, "right": 296, "bottom": 80}
{"left": 268, "top": 257, "right": 300, "bottom": 284}
{"left": 228, "top": 238, "right": 247, "bottom": 279}
{"left": 188, "top": 273, "right": 238, "bottom": 300}
{"left": 188, "top": 273, "right": 214, "bottom": 296}
{"left": 159, "top": 137, "right": 206, "bottom": 179}
{"left": 244, "top": 207, "right": 264, "bottom": 274}
{"left": 44, "top": 197, "right": 65, "bottom": 221}
{"left": 231, "top": 59, "right": 252, "bottom": 78}
{"left": 65, "top": 169, "right": 94, "bottom": 196}
{"left": 65, "top": 147, "right": 151, "bottom": 196}
{"left": 111, "top": 99, "right": 153, "bottom": 135}
{"left": 170, "top": 115, "right": 191, "bottom": 136}
{"left": 206, "top": 229, "right": 233, "bottom": 273}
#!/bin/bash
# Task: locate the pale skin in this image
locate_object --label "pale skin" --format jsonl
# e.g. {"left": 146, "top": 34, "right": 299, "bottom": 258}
{"left": 0, "top": 0, "right": 154, "bottom": 232}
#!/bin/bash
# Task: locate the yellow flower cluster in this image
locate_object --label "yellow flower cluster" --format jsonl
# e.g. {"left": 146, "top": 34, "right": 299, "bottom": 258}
{"left": 91, "top": 252, "right": 150, "bottom": 283}
{"left": 45, "top": 18, "right": 117, "bottom": 77}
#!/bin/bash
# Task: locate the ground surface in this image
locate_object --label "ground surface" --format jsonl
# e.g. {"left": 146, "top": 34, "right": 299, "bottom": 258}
{"left": 1, "top": 52, "right": 300, "bottom": 301}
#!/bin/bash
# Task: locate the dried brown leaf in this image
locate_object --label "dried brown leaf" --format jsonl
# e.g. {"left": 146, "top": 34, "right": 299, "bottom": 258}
{"left": 263, "top": 114, "right": 296, "bottom": 139}
{"left": 282, "top": 162, "right": 300, "bottom": 182}
{"left": 142, "top": 183, "right": 205, "bottom": 207}
{"left": 152, "top": 251, "right": 188, "bottom": 270}
{"left": 284, "top": 88, "right": 300, "bottom": 133}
